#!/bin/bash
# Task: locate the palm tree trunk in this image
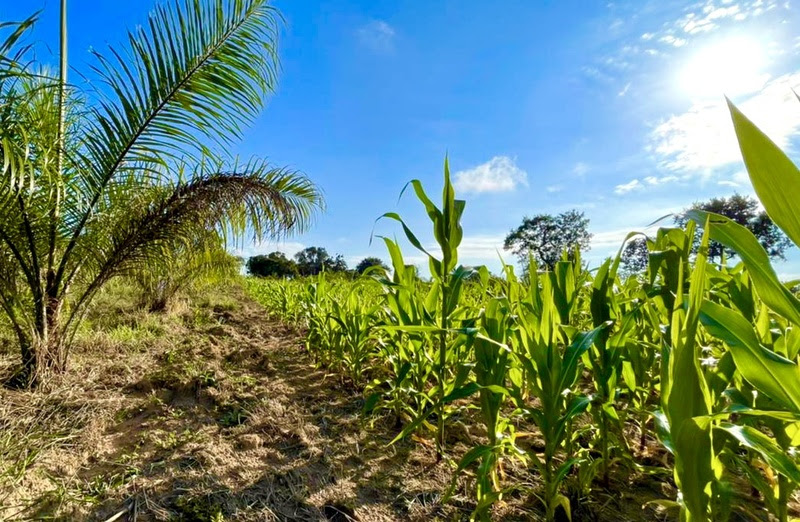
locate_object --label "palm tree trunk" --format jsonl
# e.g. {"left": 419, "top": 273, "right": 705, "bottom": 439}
{"left": 18, "top": 296, "right": 66, "bottom": 388}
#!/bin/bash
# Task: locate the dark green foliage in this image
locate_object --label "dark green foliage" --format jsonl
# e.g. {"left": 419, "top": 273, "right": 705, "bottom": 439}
{"left": 247, "top": 251, "right": 298, "bottom": 278}
{"left": 355, "top": 257, "right": 388, "bottom": 274}
{"left": 620, "top": 237, "right": 649, "bottom": 274}
{"left": 294, "top": 246, "right": 348, "bottom": 275}
{"left": 676, "top": 194, "right": 791, "bottom": 262}
{"left": 503, "top": 210, "right": 592, "bottom": 270}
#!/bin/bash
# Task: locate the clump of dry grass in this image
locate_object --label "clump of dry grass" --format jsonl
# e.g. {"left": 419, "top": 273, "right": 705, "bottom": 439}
{"left": 0, "top": 386, "right": 108, "bottom": 519}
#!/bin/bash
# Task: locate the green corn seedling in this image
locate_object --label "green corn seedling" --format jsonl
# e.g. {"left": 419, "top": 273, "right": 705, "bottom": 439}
{"left": 511, "top": 269, "right": 609, "bottom": 521}
{"left": 379, "top": 157, "right": 473, "bottom": 454}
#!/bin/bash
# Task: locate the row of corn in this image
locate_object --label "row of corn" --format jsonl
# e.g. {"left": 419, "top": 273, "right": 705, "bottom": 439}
{"left": 246, "top": 101, "right": 800, "bottom": 521}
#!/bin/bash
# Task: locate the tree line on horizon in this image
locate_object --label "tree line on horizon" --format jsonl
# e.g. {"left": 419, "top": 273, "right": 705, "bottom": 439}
{"left": 246, "top": 247, "right": 387, "bottom": 277}
{"left": 247, "top": 193, "right": 793, "bottom": 279}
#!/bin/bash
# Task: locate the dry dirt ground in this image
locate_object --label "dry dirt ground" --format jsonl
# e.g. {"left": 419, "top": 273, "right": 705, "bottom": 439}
{"left": 0, "top": 283, "right": 765, "bottom": 521}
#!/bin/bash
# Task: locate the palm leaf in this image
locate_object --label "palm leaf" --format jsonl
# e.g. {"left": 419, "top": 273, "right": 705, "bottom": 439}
{"left": 57, "top": 0, "right": 283, "bottom": 288}
{"left": 64, "top": 160, "right": 321, "bottom": 329}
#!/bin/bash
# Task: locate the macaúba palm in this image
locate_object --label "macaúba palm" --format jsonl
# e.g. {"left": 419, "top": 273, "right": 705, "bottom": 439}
{"left": 131, "top": 224, "right": 243, "bottom": 313}
{"left": 0, "top": 0, "right": 322, "bottom": 387}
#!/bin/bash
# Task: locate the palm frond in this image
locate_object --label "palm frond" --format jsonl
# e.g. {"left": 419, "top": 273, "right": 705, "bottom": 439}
{"left": 79, "top": 0, "right": 280, "bottom": 198}
{"left": 130, "top": 230, "right": 240, "bottom": 311}
{"left": 64, "top": 160, "right": 321, "bottom": 326}
{"left": 0, "top": 14, "right": 38, "bottom": 74}
{"left": 57, "top": 0, "right": 282, "bottom": 292}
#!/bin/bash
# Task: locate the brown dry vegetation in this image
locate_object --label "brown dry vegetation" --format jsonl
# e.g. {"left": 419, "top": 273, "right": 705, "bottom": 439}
{"left": 0, "top": 282, "right": 733, "bottom": 521}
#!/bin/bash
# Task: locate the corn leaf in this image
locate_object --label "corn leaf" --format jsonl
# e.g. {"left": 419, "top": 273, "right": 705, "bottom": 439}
{"left": 686, "top": 209, "right": 800, "bottom": 327}
{"left": 699, "top": 300, "right": 800, "bottom": 413}
{"left": 717, "top": 423, "right": 800, "bottom": 483}
{"left": 728, "top": 99, "right": 800, "bottom": 248}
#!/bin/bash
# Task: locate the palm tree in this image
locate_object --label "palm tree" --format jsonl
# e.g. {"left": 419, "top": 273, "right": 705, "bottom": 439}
{"left": 0, "top": 0, "right": 323, "bottom": 387}
{"left": 132, "top": 230, "right": 243, "bottom": 312}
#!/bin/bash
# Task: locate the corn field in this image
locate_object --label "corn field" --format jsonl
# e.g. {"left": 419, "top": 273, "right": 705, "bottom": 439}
{"left": 247, "top": 102, "right": 800, "bottom": 522}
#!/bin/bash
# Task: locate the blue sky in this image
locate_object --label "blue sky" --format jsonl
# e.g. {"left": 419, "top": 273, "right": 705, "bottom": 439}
{"left": 7, "top": 0, "right": 800, "bottom": 275}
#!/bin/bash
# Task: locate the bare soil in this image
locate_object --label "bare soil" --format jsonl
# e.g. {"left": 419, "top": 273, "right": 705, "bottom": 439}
{"left": 0, "top": 284, "right": 762, "bottom": 521}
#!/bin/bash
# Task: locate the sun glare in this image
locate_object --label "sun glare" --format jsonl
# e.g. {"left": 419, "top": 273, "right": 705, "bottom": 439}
{"left": 679, "top": 36, "right": 769, "bottom": 99}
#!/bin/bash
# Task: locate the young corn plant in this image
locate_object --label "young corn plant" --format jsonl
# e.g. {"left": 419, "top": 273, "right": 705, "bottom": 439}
{"left": 586, "top": 257, "right": 628, "bottom": 486}
{"left": 618, "top": 310, "right": 661, "bottom": 453}
{"left": 511, "top": 272, "right": 609, "bottom": 521}
{"left": 615, "top": 244, "right": 666, "bottom": 454}
{"left": 301, "top": 273, "right": 337, "bottom": 366}
{"left": 548, "top": 253, "right": 585, "bottom": 326}
{"left": 449, "top": 297, "right": 519, "bottom": 521}
{"left": 365, "top": 237, "right": 435, "bottom": 422}
{"left": 380, "top": 157, "right": 474, "bottom": 454}
{"left": 327, "top": 281, "right": 381, "bottom": 386}
{"left": 656, "top": 218, "right": 733, "bottom": 521}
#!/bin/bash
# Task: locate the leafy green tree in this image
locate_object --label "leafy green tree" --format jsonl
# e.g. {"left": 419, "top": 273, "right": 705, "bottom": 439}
{"left": 329, "top": 254, "right": 349, "bottom": 273}
{"left": 294, "top": 247, "right": 348, "bottom": 275}
{"left": 247, "top": 252, "right": 298, "bottom": 278}
{"left": 620, "top": 237, "right": 649, "bottom": 274}
{"left": 504, "top": 210, "right": 592, "bottom": 270}
{"left": 675, "top": 194, "right": 791, "bottom": 263}
{"left": 355, "top": 257, "right": 387, "bottom": 274}
{"left": 0, "top": 1, "right": 322, "bottom": 387}
{"left": 294, "top": 247, "right": 330, "bottom": 275}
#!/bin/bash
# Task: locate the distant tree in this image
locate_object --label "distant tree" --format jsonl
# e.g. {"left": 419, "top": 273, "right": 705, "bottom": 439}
{"left": 293, "top": 247, "right": 349, "bottom": 275}
{"left": 329, "top": 254, "right": 349, "bottom": 273}
{"left": 504, "top": 210, "right": 592, "bottom": 270}
{"left": 675, "top": 194, "right": 792, "bottom": 263}
{"left": 294, "top": 246, "right": 330, "bottom": 275}
{"left": 247, "top": 252, "right": 298, "bottom": 278}
{"left": 355, "top": 257, "right": 388, "bottom": 274}
{"left": 620, "top": 238, "right": 649, "bottom": 274}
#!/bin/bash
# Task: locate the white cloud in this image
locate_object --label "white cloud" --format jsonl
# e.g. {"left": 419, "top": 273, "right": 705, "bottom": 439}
{"left": 717, "top": 170, "right": 753, "bottom": 189}
{"left": 591, "top": 228, "right": 637, "bottom": 251}
{"left": 634, "top": 1, "right": 784, "bottom": 57}
{"left": 644, "top": 175, "right": 680, "bottom": 185}
{"left": 357, "top": 20, "right": 396, "bottom": 53}
{"left": 453, "top": 156, "right": 528, "bottom": 193}
{"left": 459, "top": 235, "right": 507, "bottom": 262}
{"left": 618, "top": 82, "right": 632, "bottom": 97}
{"left": 546, "top": 184, "right": 563, "bottom": 193}
{"left": 572, "top": 162, "right": 590, "bottom": 177}
{"left": 611, "top": 175, "right": 683, "bottom": 196}
{"left": 678, "top": 2, "right": 752, "bottom": 34}
{"left": 232, "top": 240, "right": 306, "bottom": 260}
{"left": 660, "top": 35, "right": 687, "bottom": 47}
{"left": 614, "top": 179, "right": 644, "bottom": 194}
{"left": 649, "top": 72, "right": 800, "bottom": 172}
